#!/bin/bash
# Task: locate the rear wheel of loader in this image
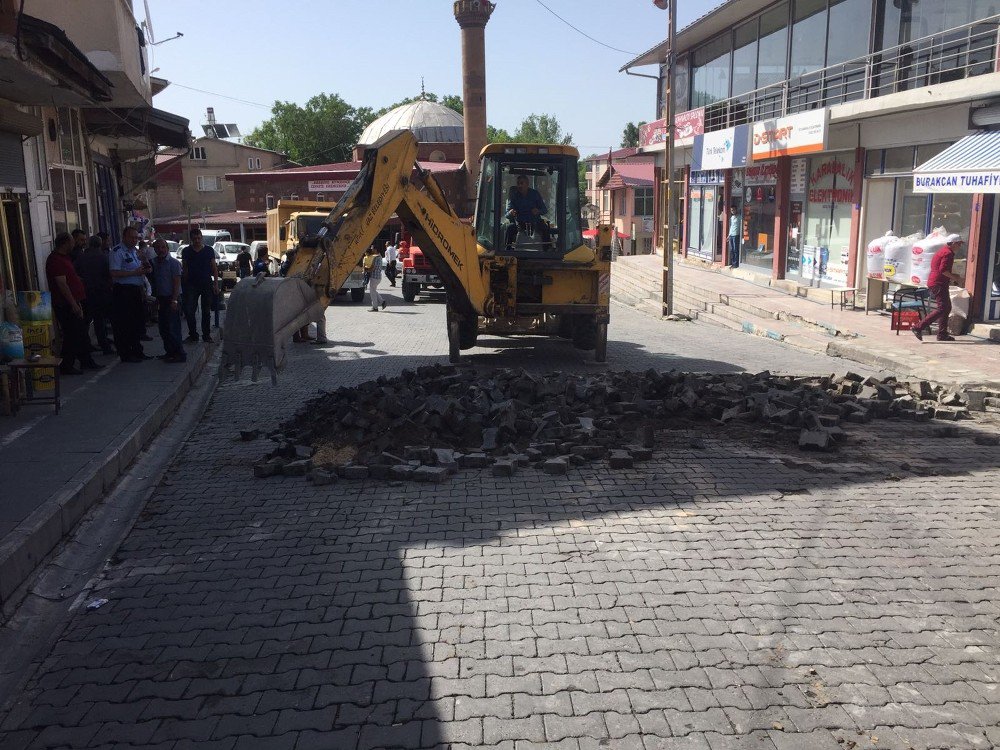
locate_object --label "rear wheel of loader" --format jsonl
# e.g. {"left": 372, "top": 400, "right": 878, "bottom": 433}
{"left": 447, "top": 319, "right": 461, "bottom": 363}
{"left": 571, "top": 315, "right": 597, "bottom": 351}
{"left": 402, "top": 281, "right": 419, "bottom": 303}
{"left": 557, "top": 315, "right": 573, "bottom": 339}
{"left": 350, "top": 287, "right": 365, "bottom": 303}
{"left": 595, "top": 321, "right": 608, "bottom": 363}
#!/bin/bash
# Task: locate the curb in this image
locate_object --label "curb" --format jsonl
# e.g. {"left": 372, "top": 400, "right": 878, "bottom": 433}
{"left": 0, "top": 346, "right": 212, "bottom": 607}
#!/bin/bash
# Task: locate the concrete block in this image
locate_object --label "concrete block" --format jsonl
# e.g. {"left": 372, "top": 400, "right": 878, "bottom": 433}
{"left": 608, "top": 450, "right": 634, "bottom": 469}
{"left": 281, "top": 459, "right": 311, "bottom": 477}
{"left": 341, "top": 465, "right": 370, "bottom": 480}
{"left": 307, "top": 469, "right": 337, "bottom": 486}
{"left": 458, "top": 452, "right": 491, "bottom": 468}
{"left": 390, "top": 464, "right": 415, "bottom": 480}
{"left": 798, "top": 429, "right": 833, "bottom": 451}
{"left": 412, "top": 466, "right": 448, "bottom": 483}
{"left": 625, "top": 445, "right": 653, "bottom": 461}
{"left": 491, "top": 459, "right": 517, "bottom": 477}
{"left": 542, "top": 457, "right": 569, "bottom": 475}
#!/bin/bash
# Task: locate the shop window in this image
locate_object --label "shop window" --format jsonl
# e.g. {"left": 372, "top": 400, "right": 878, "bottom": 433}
{"left": 915, "top": 142, "right": 949, "bottom": 166}
{"left": 883, "top": 146, "right": 914, "bottom": 173}
{"left": 634, "top": 188, "right": 654, "bottom": 217}
{"left": 794, "top": 153, "right": 854, "bottom": 287}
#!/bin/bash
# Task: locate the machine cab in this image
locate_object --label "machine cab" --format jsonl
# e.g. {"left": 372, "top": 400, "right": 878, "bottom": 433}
{"left": 474, "top": 144, "right": 584, "bottom": 259}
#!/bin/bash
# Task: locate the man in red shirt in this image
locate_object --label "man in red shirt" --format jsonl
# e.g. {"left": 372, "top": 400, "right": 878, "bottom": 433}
{"left": 913, "top": 233, "right": 965, "bottom": 342}
{"left": 46, "top": 232, "right": 102, "bottom": 374}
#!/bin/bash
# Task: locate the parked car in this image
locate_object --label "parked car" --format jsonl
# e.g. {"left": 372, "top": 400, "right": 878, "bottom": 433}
{"left": 214, "top": 241, "right": 250, "bottom": 288}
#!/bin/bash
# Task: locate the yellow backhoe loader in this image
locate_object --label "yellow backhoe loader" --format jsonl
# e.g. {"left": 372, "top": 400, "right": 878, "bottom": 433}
{"left": 221, "top": 129, "right": 613, "bottom": 382}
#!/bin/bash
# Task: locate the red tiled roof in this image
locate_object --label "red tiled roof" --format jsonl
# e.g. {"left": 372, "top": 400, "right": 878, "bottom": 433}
{"left": 598, "top": 162, "right": 655, "bottom": 189}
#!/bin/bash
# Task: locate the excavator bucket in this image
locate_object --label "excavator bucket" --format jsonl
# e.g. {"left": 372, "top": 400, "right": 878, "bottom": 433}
{"left": 219, "top": 274, "right": 323, "bottom": 384}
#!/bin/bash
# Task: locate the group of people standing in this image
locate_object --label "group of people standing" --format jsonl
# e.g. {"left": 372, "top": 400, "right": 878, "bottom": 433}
{"left": 45, "top": 226, "right": 224, "bottom": 374}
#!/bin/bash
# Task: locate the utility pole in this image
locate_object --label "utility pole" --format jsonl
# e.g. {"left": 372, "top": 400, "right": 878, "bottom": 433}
{"left": 662, "top": 0, "right": 676, "bottom": 317}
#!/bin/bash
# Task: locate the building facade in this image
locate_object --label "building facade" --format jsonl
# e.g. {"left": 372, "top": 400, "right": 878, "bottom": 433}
{"left": 624, "top": 0, "right": 1000, "bottom": 323}
{"left": 584, "top": 149, "right": 656, "bottom": 255}
{"left": 0, "top": 0, "right": 188, "bottom": 297}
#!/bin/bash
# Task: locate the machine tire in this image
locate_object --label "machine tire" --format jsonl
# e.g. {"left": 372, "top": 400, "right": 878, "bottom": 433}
{"left": 350, "top": 287, "right": 365, "bottom": 303}
{"left": 402, "top": 281, "right": 419, "bottom": 303}
{"left": 594, "top": 321, "right": 608, "bottom": 363}
{"left": 448, "top": 319, "right": 461, "bottom": 363}
{"left": 571, "top": 316, "right": 598, "bottom": 350}
{"left": 556, "top": 315, "right": 573, "bottom": 339}
{"left": 458, "top": 316, "right": 478, "bottom": 350}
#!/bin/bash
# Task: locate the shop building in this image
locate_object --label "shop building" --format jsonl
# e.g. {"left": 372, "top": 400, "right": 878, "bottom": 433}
{"left": 623, "top": 0, "right": 1000, "bottom": 324}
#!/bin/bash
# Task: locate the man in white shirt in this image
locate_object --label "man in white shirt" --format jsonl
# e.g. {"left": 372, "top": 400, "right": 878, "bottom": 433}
{"left": 384, "top": 241, "right": 399, "bottom": 287}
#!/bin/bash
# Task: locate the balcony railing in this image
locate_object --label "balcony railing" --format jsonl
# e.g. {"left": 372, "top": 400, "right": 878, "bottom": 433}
{"left": 702, "top": 14, "right": 1000, "bottom": 133}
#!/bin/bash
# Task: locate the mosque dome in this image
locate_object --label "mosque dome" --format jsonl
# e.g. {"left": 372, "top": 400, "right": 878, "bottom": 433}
{"left": 358, "top": 99, "right": 464, "bottom": 146}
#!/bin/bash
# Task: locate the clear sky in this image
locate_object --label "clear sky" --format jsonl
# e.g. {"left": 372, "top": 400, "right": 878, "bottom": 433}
{"left": 146, "top": 0, "right": 723, "bottom": 159}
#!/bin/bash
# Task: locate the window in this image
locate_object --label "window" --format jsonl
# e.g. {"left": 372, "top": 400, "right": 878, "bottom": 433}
{"left": 618, "top": 193, "right": 627, "bottom": 215}
{"left": 732, "top": 20, "right": 759, "bottom": 96}
{"left": 248, "top": 157, "right": 254, "bottom": 170}
{"left": 190, "top": 147, "right": 207, "bottom": 160}
{"left": 255, "top": 157, "right": 261, "bottom": 169}
{"left": 691, "top": 35, "right": 731, "bottom": 108}
{"left": 196, "top": 175, "right": 223, "bottom": 191}
{"left": 826, "top": 0, "right": 871, "bottom": 66}
{"left": 791, "top": 0, "right": 827, "bottom": 77}
{"left": 316, "top": 193, "right": 325, "bottom": 202}
{"left": 757, "top": 4, "right": 789, "bottom": 88}
{"left": 633, "top": 188, "right": 654, "bottom": 217}
{"left": 642, "top": 237, "right": 653, "bottom": 254}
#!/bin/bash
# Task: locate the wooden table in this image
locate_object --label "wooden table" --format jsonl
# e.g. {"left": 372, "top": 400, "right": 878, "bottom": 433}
{"left": 6, "top": 356, "right": 62, "bottom": 415}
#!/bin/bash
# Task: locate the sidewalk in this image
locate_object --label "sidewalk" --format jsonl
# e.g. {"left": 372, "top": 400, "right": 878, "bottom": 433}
{"left": 0, "top": 343, "right": 213, "bottom": 610}
{"left": 612, "top": 253, "right": 1000, "bottom": 388}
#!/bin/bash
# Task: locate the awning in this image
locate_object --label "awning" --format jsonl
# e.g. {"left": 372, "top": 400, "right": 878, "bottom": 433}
{"left": 84, "top": 106, "right": 190, "bottom": 149}
{"left": 913, "top": 131, "right": 1000, "bottom": 194}
{"left": 583, "top": 229, "right": 631, "bottom": 240}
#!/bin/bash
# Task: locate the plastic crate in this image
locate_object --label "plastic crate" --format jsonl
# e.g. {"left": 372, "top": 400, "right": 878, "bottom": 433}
{"left": 891, "top": 309, "right": 922, "bottom": 331}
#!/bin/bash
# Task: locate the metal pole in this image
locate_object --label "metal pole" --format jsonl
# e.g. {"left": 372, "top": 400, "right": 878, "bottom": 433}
{"left": 663, "top": 0, "right": 676, "bottom": 316}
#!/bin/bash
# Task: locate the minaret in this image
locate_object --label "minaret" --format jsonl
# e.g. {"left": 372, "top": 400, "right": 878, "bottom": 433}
{"left": 454, "top": 0, "right": 495, "bottom": 209}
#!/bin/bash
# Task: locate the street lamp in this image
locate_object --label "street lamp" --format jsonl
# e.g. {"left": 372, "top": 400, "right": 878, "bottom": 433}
{"left": 653, "top": 0, "right": 676, "bottom": 316}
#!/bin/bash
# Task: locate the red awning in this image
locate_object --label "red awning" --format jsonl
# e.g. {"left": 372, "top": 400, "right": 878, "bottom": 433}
{"left": 583, "top": 229, "right": 631, "bottom": 239}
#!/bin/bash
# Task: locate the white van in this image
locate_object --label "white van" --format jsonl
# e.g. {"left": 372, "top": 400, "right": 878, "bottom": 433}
{"left": 198, "top": 229, "right": 231, "bottom": 247}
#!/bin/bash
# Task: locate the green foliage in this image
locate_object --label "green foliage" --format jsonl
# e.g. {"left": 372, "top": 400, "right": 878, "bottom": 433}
{"left": 487, "top": 125, "right": 513, "bottom": 144}
{"left": 621, "top": 121, "right": 647, "bottom": 149}
{"left": 440, "top": 94, "right": 464, "bottom": 115}
{"left": 511, "top": 114, "right": 573, "bottom": 145}
{"left": 244, "top": 93, "right": 365, "bottom": 166}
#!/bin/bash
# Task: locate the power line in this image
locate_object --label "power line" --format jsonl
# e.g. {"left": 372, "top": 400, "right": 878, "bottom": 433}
{"left": 168, "top": 82, "right": 272, "bottom": 109}
{"left": 532, "top": 0, "right": 637, "bottom": 56}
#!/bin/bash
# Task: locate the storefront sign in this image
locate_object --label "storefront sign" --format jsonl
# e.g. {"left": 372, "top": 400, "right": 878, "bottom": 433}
{"left": 745, "top": 162, "right": 779, "bottom": 186}
{"left": 913, "top": 171, "right": 1000, "bottom": 194}
{"left": 692, "top": 125, "right": 749, "bottom": 172}
{"left": 307, "top": 180, "right": 351, "bottom": 192}
{"left": 751, "top": 109, "right": 828, "bottom": 160}
{"left": 638, "top": 108, "right": 706, "bottom": 148}
{"left": 808, "top": 157, "right": 856, "bottom": 206}
{"left": 674, "top": 108, "right": 705, "bottom": 140}
{"left": 790, "top": 158, "right": 808, "bottom": 194}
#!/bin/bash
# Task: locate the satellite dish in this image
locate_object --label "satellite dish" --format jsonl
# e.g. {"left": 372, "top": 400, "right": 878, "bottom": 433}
{"left": 142, "top": 0, "right": 155, "bottom": 43}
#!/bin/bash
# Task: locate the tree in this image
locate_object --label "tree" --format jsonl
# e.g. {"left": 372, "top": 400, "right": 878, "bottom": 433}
{"left": 440, "top": 94, "right": 463, "bottom": 115}
{"left": 621, "top": 121, "right": 647, "bottom": 149}
{"left": 487, "top": 125, "right": 513, "bottom": 144}
{"left": 245, "top": 93, "right": 366, "bottom": 166}
{"left": 511, "top": 114, "right": 573, "bottom": 145}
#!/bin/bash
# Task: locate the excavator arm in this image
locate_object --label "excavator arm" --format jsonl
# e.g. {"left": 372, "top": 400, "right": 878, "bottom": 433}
{"left": 221, "top": 129, "right": 488, "bottom": 382}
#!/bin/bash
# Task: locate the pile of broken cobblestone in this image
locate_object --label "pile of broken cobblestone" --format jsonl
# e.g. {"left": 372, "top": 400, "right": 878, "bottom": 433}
{"left": 248, "top": 365, "right": 982, "bottom": 484}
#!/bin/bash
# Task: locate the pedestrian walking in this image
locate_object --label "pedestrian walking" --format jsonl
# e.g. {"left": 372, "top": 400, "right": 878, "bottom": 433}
{"left": 236, "top": 245, "right": 253, "bottom": 279}
{"left": 913, "top": 233, "right": 965, "bottom": 342}
{"left": 74, "top": 234, "right": 115, "bottom": 354}
{"left": 384, "top": 241, "right": 399, "bottom": 287}
{"left": 366, "top": 247, "right": 386, "bottom": 312}
{"left": 46, "top": 232, "right": 102, "bottom": 375}
{"left": 181, "top": 229, "right": 219, "bottom": 343}
{"left": 150, "top": 238, "right": 186, "bottom": 363}
{"left": 109, "top": 226, "right": 150, "bottom": 363}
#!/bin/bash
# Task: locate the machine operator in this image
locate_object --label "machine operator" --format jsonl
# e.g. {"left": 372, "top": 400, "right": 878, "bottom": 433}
{"left": 505, "top": 176, "right": 552, "bottom": 250}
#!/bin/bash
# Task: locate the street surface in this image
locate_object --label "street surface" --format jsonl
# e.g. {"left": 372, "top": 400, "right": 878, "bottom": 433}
{"left": 2, "top": 292, "right": 999, "bottom": 750}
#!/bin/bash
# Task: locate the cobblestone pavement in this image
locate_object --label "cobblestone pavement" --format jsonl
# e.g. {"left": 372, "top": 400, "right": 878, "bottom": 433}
{"left": 2, "top": 295, "right": 999, "bottom": 750}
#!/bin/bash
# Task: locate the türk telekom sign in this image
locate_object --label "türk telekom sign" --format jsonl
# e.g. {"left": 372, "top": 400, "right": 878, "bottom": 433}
{"left": 751, "top": 108, "right": 828, "bottom": 160}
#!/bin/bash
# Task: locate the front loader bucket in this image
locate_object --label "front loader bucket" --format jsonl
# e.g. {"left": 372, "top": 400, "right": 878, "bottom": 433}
{"left": 220, "top": 275, "right": 323, "bottom": 384}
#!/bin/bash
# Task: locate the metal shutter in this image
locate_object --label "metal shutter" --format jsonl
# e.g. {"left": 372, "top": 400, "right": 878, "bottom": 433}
{"left": 0, "top": 132, "right": 26, "bottom": 189}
